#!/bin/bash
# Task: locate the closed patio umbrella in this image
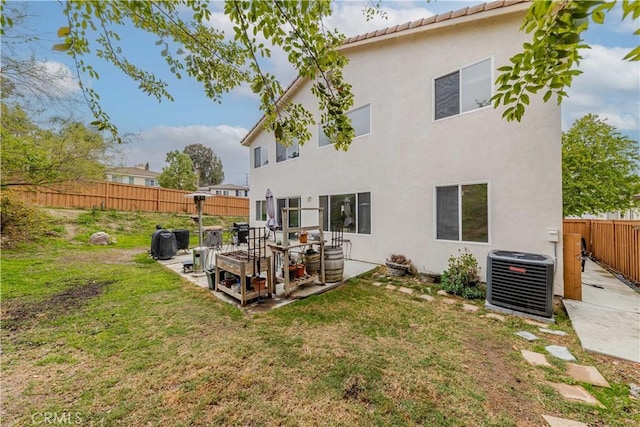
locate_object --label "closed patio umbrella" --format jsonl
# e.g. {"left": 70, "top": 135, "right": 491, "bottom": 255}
{"left": 266, "top": 188, "right": 278, "bottom": 238}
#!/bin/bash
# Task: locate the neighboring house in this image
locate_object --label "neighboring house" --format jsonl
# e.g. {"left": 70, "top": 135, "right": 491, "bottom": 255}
{"left": 199, "top": 183, "right": 250, "bottom": 197}
{"left": 579, "top": 195, "right": 640, "bottom": 220}
{"left": 105, "top": 164, "right": 160, "bottom": 187}
{"left": 241, "top": 1, "right": 564, "bottom": 294}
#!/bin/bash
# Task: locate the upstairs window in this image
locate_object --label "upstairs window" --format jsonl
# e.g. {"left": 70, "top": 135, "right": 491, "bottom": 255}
{"left": 434, "top": 58, "right": 492, "bottom": 120}
{"left": 319, "top": 104, "right": 371, "bottom": 147}
{"left": 254, "top": 145, "right": 268, "bottom": 168}
{"left": 276, "top": 139, "right": 300, "bottom": 162}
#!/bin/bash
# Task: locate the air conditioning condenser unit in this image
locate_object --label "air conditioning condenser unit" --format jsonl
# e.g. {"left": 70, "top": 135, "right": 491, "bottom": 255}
{"left": 486, "top": 250, "right": 554, "bottom": 319}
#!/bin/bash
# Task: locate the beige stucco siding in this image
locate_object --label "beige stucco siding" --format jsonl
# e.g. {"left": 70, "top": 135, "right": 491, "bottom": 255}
{"left": 248, "top": 9, "right": 564, "bottom": 294}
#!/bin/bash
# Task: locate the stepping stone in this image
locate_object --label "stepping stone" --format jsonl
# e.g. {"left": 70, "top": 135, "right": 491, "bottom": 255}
{"left": 372, "top": 282, "right": 382, "bottom": 287}
{"left": 442, "top": 298, "right": 456, "bottom": 305}
{"left": 485, "top": 313, "right": 505, "bottom": 321}
{"left": 525, "top": 319, "right": 549, "bottom": 327}
{"left": 542, "top": 414, "right": 588, "bottom": 427}
{"left": 567, "top": 364, "right": 610, "bottom": 388}
{"left": 545, "top": 345, "right": 577, "bottom": 362}
{"left": 539, "top": 328, "right": 568, "bottom": 336}
{"left": 437, "top": 290, "right": 449, "bottom": 296}
{"left": 398, "top": 287, "right": 414, "bottom": 295}
{"left": 385, "top": 285, "right": 397, "bottom": 291}
{"left": 420, "top": 294, "right": 434, "bottom": 302}
{"left": 521, "top": 350, "right": 551, "bottom": 367}
{"left": 630, "top": 383, "right": 640, "bottom": 399}
{"left": 549, "top": 383, "right": 604, "bottom": 407}
{"left": 462, "top": 303, "right": 479, "bottom": 313}
{"left": 515, "top": 331, "right": 538, "bottom": 341}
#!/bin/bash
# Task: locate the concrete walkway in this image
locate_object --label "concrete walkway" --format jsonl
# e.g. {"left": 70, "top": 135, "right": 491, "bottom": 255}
{"left": 563, "top": 259, "right": 640, "bottom": 363}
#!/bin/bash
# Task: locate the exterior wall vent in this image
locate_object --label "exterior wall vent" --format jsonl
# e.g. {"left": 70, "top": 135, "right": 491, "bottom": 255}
{"left": 486, "top": 250, "right": 555, "bottom": 318}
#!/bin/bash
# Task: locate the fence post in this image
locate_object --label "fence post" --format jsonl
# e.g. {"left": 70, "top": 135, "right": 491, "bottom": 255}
{"left": 104, "top": 182, "right": 110, "bottom": 209}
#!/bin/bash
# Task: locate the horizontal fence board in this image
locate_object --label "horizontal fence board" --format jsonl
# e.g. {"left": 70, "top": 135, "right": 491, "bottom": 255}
{"left": 6, "top": 182, "right": 249, "bottom": 218}
{"left": 563, "top": 219, "right": 640, "bottom": 285}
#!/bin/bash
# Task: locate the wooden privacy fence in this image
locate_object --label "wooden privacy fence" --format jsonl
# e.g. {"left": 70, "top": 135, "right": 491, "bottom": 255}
{"left": 6, "top": 182, "right": 249, "bottom": 217}
{"left": 563, "top": 219, "right": 640, "bottom": 285}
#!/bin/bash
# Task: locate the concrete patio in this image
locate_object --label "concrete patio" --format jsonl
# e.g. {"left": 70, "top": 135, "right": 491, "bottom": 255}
{"left": 158, "top": 248, "right": 378, "bottom": 312}
{"left": 563, "top": 259, "right": 640, "bottom": 363}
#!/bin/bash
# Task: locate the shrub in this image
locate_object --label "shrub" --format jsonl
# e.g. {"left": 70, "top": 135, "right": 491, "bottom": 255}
{"left": 0, "top": 196, "right": 58, "bottom": 248}
{"left": 440, "top": 249, "right": 485, "bottom": 299}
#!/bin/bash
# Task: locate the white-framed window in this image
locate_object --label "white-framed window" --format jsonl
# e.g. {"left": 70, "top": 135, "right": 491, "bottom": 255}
{"left": 434, "top": 58, "right": 492, "bottom": 120}
{"left": 254, "top": 145, "right": 268, "bottom": 168}
{"left": 255, "top": 200, "right": 267, "bottom": 221}
{"left": 319, "top": 192, "right": 371, "bottom": 235}
{"left": 435, "top": 183, "right": 489, "bottom": 243}
{"left": 276, "top": 139, "right": 300, "bottom": 162}
{"left": 145, "top": 178, "right": 157, "bottom": 187}
{"left": 128, "top": 176, "right": 135, "bottom": 184}
{"left": 319, "top": 104, "right": 371, "bottom": 147}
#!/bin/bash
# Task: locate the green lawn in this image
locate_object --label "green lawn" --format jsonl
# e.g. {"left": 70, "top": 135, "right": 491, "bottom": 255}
{"left": 1, "top": 208, "right": 638, "bottom": 426}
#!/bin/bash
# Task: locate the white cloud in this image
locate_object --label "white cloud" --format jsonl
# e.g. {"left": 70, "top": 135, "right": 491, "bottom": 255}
{"left": 564, "top": 44, "right": 640, "bottom": 135}
{"left": 327, "top": 2, "right": 435, "bottom": 38}
{"left": 121, "top": 124, "right": 250, "bottom": 185}
{"left": 30, "top": 61, "right": 80, "bottom": 98}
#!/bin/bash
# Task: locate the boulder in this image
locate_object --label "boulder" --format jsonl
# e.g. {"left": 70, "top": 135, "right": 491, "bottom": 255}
{"left": 89, "top": 232, "right": 111, "bottom": 245}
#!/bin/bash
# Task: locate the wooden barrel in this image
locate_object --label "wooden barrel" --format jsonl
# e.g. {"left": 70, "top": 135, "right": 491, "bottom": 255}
{"left": 324, "top": 247, "right": 344, "bottom": 282}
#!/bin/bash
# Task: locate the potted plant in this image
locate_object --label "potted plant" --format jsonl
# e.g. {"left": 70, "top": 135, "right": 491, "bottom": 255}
{"left": 298, "top": 230, "right": 308, "bottom": 243}
{"left": 386, "top": 253, "right": 412, "bottom": 277}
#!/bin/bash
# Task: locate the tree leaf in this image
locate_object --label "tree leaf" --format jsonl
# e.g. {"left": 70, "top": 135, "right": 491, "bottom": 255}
{"left": 57, "top": 26, "right": 71, "bottom": 37}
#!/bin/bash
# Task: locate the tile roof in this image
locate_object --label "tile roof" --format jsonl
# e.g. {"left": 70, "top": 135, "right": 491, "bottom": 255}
{"left": 240, "top": 0, "right": 530, "bottom": 147}
{"left": 107, "top": 167, "right": 160, "bottom": 178}
{"left": 341, "top": 0, "right": 528, "bottom": 46}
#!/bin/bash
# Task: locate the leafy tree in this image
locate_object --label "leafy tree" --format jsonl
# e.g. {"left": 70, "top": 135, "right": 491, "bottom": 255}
{"left": 493, "top": 0, "right": 639, "bottom": 122}
{"left": 158, "top": 151, "right": 197, "bottom": 191}
{"left": 183, "top": 143, "right": 224, "bottom": 186}
{"left": 562, "top": 114, "right": 640, "bottom": 216}
{"left": 1, "top": 103, "right": 110, "bottom": 188}
{"left": 0, "top": 2, "right": 82, "bottom": 116}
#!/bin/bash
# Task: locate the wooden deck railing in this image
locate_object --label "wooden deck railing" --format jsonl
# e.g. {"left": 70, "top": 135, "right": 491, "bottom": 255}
{"left": 5, "top": 182, "right": 249, "bottom": 217}
{"left": 563, "top": 219, "right": 640, "bottom": 285}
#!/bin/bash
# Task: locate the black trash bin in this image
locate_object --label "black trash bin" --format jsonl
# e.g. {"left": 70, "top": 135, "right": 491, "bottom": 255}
{"left": 233, "top": 222, "right": 249, "bottom": 244}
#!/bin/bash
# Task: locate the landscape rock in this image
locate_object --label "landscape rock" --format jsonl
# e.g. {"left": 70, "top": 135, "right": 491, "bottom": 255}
{"left": 420, "top": 294, "right": 434, "bottom": 302}
{"left": 89, "top": 232, "right": 111, "bottom": 245}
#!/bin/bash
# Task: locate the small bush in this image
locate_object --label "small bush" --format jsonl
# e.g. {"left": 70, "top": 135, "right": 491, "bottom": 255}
{"left": 440, "top": 249, "right": 485, "bottom": 299}
{"left": 0, "top": 196, "right": 58, "bottom": 248}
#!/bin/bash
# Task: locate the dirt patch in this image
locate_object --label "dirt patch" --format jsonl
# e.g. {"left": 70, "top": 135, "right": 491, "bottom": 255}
{"left": 2, "top": 279, "right": 114, "bottom": 332}
{"left": 463, "top": 334, "right": 543, "bottom": 427}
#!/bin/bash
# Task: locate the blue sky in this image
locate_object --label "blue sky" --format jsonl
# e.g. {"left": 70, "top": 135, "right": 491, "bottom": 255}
{"left": 7, "top": 1, "right": 640, "bottom": 185}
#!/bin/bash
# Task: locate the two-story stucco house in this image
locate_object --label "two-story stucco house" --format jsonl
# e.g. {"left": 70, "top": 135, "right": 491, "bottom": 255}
{"left": 241, "top": 0, "right": 564, "bottom": 294}
{"left": 106, "top": 164, "right": 160, "bottom": 187}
